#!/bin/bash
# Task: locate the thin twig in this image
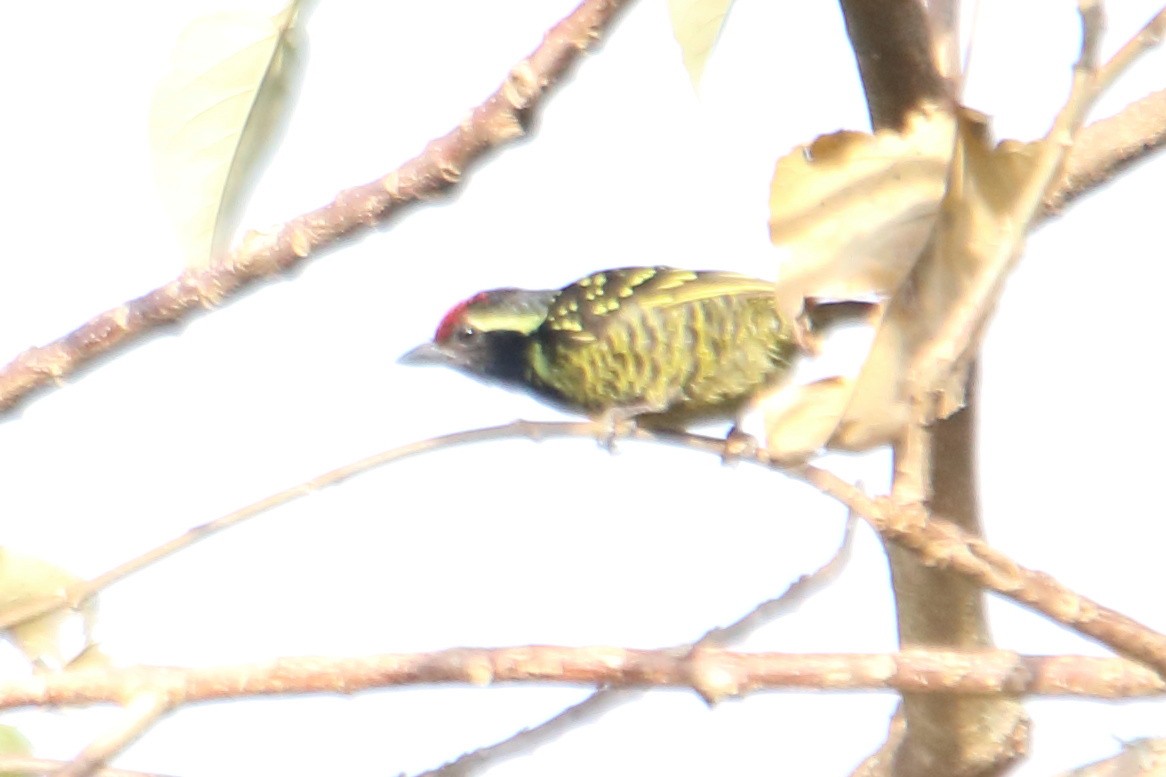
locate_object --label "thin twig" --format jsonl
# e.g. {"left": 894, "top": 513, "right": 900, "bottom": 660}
{"left": 0, "top": 422, "right": 595, "bottom": 631}
{"left": 1094, "top": 6, "right": 1166, "bottom": 97}
{"left": 0, "top": 649, "right": 1159, "bottom": 710}
{"left": 413, "top": 516, "right": 859, "bottom": 777}
{"left": 694, "top": 513, "right": 858, "bottom": 648}
{"left": 56, "top": 693, "right": 171, "bottom": 777}
{"left": 412, "top": 691, "right": 629, "bottom": 777}
{"left": 0, "top": 0, "right": 631, "bottom": 414}
{"left": 1045, "top": 87, "right": 1166, "bottom": 215}
{"left": 849, "top": 708, "right": 906, "bottom": 777}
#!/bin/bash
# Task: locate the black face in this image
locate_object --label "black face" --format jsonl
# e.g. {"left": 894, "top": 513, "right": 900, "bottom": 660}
{"left": 400, "top": 328, "right": 530, "bottom": 385}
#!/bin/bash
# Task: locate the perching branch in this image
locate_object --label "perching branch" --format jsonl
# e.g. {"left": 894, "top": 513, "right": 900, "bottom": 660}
{"left": 7, "top": 420, "right": 1166, "bottom": 695}
{"left": 1, "top": 649, "right": 1160, "bottom": 711}
{"left": 0, "top": 0, "right": 631, "bottom": 414}
{"left": 0, "top": 422, "right": 598, "bottom": 632}
{"left": 9, "top": 418, "right": 1166, "bottom": 682}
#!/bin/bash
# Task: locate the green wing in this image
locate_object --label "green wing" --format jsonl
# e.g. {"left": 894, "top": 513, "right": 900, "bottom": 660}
{"left": 529, "top": 267, "right": 792, "bottom": 415}
{"left": 540, "top": 267, "right": 775, "bottom": 343}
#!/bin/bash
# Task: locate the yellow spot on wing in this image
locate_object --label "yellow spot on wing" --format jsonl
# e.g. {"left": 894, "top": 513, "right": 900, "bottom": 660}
{"left": 652, "top": 270, "right": 698, "bottom": 290}
{"left": 624, "top": 268, "right": 657, "bottom": 287}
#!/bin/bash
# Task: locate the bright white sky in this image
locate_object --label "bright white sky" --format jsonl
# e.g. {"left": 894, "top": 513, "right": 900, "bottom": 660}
{"left": 1, "top": 1, "right": 1165, "bottom": 775}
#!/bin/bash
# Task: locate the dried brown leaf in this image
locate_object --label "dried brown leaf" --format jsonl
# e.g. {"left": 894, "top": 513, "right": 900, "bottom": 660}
{"left": 830, "top": 110, "right": 1044, "bottom": 451}
{"left": 763, "top": 108, "right": 955, "bottom": 456}
{"left": 768, "top": 106, "right": 954, "bottom": 316}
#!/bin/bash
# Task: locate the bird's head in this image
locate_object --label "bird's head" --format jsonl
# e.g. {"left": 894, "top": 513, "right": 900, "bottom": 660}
{"left": 400, "top": 287, "right": 558, "bottom": 380}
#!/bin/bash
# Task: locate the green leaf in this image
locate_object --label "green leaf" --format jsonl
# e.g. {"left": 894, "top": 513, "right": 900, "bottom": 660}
{"left": 0, "top": 724, "right": 32, "bottom": 777}
{"left": 666, "top": 0, "right": 734, "bottom": 87}
{"left": 150, "top": 1, "right": 306, "bottom": 268}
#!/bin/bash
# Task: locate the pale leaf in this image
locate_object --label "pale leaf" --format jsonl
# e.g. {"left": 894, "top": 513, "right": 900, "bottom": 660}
{"left": 901, "top": 111, "right": 1042, "bottom": 422}
{"left": 761, "top": 377, "right": 855, "bottom": 463}
{"left": 762, "top": 107, "right": 957, "bottom": 455}
{"left": 759, "top": 302, "right": 880, "bottom": 460}
{"left": 768, "top": 106, "right": 955, "bottom": 316}
{"left": 666, "top": 0, "right": 734, "bottom": 87}
{"left": 0, "top": 547, "right": 96, "bottom": 670}
{"left": 150, "top": 1, "right": 304, "bottom": 269}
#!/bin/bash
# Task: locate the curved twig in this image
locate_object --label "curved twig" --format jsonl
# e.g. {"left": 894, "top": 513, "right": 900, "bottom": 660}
{"left": 412, "top": 516, "right": 858, "bottom": 777}
{"left": 0, "top": 421, "right": 594, "bottom": 632}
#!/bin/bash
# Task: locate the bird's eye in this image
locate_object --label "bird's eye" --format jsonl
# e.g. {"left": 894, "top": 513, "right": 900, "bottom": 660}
{"left": 456, "top": 326, "right": 476, "bottom": 341}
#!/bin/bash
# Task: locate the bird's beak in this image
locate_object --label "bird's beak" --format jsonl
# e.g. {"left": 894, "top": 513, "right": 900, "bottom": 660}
{"left": 399, "top": 342, "right": 458, "bottom": 366}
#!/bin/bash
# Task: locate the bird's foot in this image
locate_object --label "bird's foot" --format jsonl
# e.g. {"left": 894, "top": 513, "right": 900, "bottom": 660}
{"left": 721, "top": 425, "right": 761, "bottom": 466}
{"left": 592, "top": 393, "right": 679, "bottom": 452}
{"left": 592, "top": 407, "right": 640, "bottom": 452}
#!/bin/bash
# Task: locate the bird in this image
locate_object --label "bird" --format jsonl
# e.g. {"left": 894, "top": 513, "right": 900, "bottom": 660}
{"left": 401, "top": 266, "right": 799, "bottom": 429}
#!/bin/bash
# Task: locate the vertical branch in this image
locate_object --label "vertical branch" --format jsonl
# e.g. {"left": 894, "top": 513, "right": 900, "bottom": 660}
{"left": 838, "top": 0, "right": 952, "bottom": 129}
{"left": 837, "top": 1, "right": 1028, "bottom": 774}
{"left": 888, "top": 376, "right": 1029, "bottom": 777}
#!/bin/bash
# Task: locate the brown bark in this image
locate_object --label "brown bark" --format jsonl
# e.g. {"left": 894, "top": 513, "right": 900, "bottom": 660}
{"left": 837, "top": 1, "right": 1027, "bottom": 772}
{"left": 1, "top": 648, "right": 1159, "bottom": 711}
